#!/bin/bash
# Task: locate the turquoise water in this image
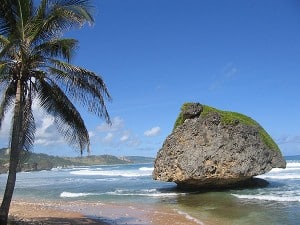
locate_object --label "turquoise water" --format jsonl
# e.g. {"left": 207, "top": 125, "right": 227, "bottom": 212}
{"left": 0, "top": 156, "right": 299, "bottom": 225}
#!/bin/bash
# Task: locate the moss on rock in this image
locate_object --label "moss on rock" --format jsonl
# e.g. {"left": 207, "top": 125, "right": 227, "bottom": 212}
{"left": 173, "top": 102, "right": 280, "bottom": 153}
{"left": 173, "top": 103, "right": 194, "bottom": 130}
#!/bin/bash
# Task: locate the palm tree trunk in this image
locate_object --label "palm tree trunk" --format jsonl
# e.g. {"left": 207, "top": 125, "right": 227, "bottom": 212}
{"left": 0, "top": 80, "right": 24, "bottom": 224}
{"left": 0, "top": 149, "right": 21, "bottom": 224}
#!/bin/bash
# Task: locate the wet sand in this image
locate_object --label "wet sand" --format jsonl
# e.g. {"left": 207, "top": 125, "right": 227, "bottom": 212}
{"left": 9, "top": 200, "right": 107, "bottom": 224}
{"left": 9, "top": 199, "right": 213, "bottom": 225}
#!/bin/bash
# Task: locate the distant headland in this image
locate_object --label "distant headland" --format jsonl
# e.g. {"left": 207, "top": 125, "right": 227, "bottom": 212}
{"left": 0, "top": 148, "right": 154, "bottom": 174}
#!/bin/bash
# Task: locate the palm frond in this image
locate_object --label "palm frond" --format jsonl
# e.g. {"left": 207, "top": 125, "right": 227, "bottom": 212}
{"left": 35, "top": 0, "right": 48, "bottom": 20}
{"left": 0, "top": 81, "right": 17, "bottom": 129}
{"left": 0, "top": 61, "right": 12, "bottom": 82}
{"left": 34, "top": 38, "right": 78, "bottom": 62}
{"left": 17, "top": 0, "right": 33, "bottom": 28}
{"left": 0, "top": 35, "right": 10, "bottom": 48}
{"left": 26, "top": 1, "right": 56, "bottom": 44}
{"left": 0, "top": 41, "right": 15, "bottom": 60}
{"left": 20, "top": 96, "right": 35, "bottom": 152}
{"left": 0, "top": 0, "right": 110, "bottom": 156}
{"left": 54, "top": 0, "right": 94, "bottom": 24}
{"left": 36, "top": 78, "right": 90, "bottom": 154}
{"left": 30, "top": 0, "right": 94, "bottom": 45}
{"left": 0, "top": 0, "right": 18, "bottom": 35}
{"left": 47, "top": 60, "right": 111, "bottom": 123}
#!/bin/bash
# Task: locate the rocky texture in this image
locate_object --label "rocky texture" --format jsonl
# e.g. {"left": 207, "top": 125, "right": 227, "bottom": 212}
{"left": 153, "top": 103, "right": 286, "bottom": 189}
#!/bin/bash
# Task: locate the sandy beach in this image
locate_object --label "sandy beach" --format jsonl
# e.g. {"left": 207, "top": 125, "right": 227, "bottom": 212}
{"left": 8, "top": 199, "right": 210, "bottom": 225}
{"left": 9, "top": 200, "right": 106, "bottom": 225}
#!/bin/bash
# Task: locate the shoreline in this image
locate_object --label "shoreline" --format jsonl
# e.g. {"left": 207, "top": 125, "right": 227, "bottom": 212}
{"left": 8, "top": 199, "right": 214, "bottom": 225}
{"left": 9, "top": 200, "right": 107, "bottom": 224}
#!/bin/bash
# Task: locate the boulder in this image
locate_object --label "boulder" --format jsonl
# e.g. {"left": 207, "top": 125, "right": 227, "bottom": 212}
{"left": 153, "top": 103, "right": 286, "bottom": 189}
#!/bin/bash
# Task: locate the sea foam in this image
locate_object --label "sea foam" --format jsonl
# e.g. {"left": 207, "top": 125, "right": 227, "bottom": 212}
{"left": 232, "top": 194, "right": 300, "bottom": 202}
{"left": 70, "top": 169, "right": 152, "bottom": 177}
{"left": 138, "top": 167, "right": 154, "bottom": 171}
{"left": 257, "top": 174, "right": 300, "bottom": 180}
{"left": 256, "top": 162, "right": 300, "bottom": 180}
{"left": 176, "top": 210, "right": 204, "bottom": 225}
{"left": 60, "top": 191, "right": 94, "bottom": 198}
{"left": 106, "top": 188, "right": 183, "bottom": 198}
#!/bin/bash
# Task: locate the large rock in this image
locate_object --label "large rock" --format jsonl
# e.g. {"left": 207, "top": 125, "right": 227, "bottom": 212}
{"left": 153, "top": 103, "right": 286, "bottom": 189}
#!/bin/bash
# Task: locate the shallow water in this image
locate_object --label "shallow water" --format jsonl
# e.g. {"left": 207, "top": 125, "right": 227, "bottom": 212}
{"left": 0, "top": 156, "right": 299, "bottom": 225}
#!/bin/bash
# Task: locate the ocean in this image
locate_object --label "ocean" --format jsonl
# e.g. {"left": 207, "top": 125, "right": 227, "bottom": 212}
{"left": 0, "top": 156, "right": 299, "bottom": 225}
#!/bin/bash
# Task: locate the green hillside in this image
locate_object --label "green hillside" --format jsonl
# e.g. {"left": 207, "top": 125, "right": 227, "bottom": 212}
{"left": 0, "top": 148, "right": 154, "bottom": 174}
{"left": 122, "top": 156, "right": 155, "bottom": 164}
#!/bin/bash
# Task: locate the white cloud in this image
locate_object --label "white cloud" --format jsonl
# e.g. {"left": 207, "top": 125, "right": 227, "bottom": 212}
{"left": 144, "top": 126, "right": 161, "bottom": 137}
{"left": 276, "top": 135, "right": 300, "bottom": 145}
{"left": 89, "top": 131, "right": 96, "bottom": 138}
{"left": 0, "top": 109, "right": 144, "bottom": 153}
{"left": 97, "top": 116, "right": 124, "bottom": 132}
{"left": 103, "top": 132, "right": 114, "bottom": 143}
{"left": 0, "top": 102, "right": 65, "bottom": 147}
{"left": 0, "top": 110, "right": 12, "bottom": 140}
{"left": 35, "top": 116, "right": 54, "bottom": 138}
{"left": 127, "top": 137, "right": 141, "bottom": 147}
{"left": 90, "top": 116, "right": 142, "bottom": 149}
{"left": 32, "top": 101, "right": 65, "bottom": 147}
{"left": 210, "top": 62, "right": 239, "bottom": 90}
{"left": 35, "top": 138, "right": 64, "bottom": 146}
{"left": 276, "top": 135, "right": 300, "bottom": 156}
{"left": 120, "top": 134, "right": 129, "bottom": 142}
{"left": 223, "top": 63, "right": 239, "bottom": 78}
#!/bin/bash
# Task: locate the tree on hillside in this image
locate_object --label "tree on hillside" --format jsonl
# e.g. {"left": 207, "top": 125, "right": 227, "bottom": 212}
{"left": 0, "top": 0, "right": 111, "bottom": 223}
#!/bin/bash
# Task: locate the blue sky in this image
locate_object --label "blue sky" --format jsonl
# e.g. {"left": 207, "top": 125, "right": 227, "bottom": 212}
{"left": 1, "top": 0, "right": 300, "bottom": 157}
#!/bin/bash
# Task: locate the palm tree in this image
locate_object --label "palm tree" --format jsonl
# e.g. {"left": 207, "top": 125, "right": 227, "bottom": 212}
{"left": 0, "top": 0, "right": 111, "bottom": 223}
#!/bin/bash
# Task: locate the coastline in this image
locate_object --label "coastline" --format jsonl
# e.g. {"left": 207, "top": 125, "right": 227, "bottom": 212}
{"left": 8, "top": 199, "right": 213, "bottom": 225}
{"left": 5, "top": 158, "right": 299, "bottom": 225}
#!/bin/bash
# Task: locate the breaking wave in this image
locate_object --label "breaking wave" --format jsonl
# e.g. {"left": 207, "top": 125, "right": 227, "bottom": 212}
{"left": 60, "top": 192, "right": 95, "bottom": 198}
{"left": 70, "top": 168, "right": 152, "bottom": 177}
{"left": 232, "top": 194, "right": 300, "bottom": 202}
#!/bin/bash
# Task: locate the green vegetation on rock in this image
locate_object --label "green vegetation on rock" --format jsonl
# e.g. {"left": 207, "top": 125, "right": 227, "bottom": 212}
{"left": 202, "top": 105, "right": 258, "bottom": 126}
{"left": 173, "top": 103, "right": 193, "bottom": 130}
{"left": 173, "top": 103, "right": 280, "bottom": 152}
